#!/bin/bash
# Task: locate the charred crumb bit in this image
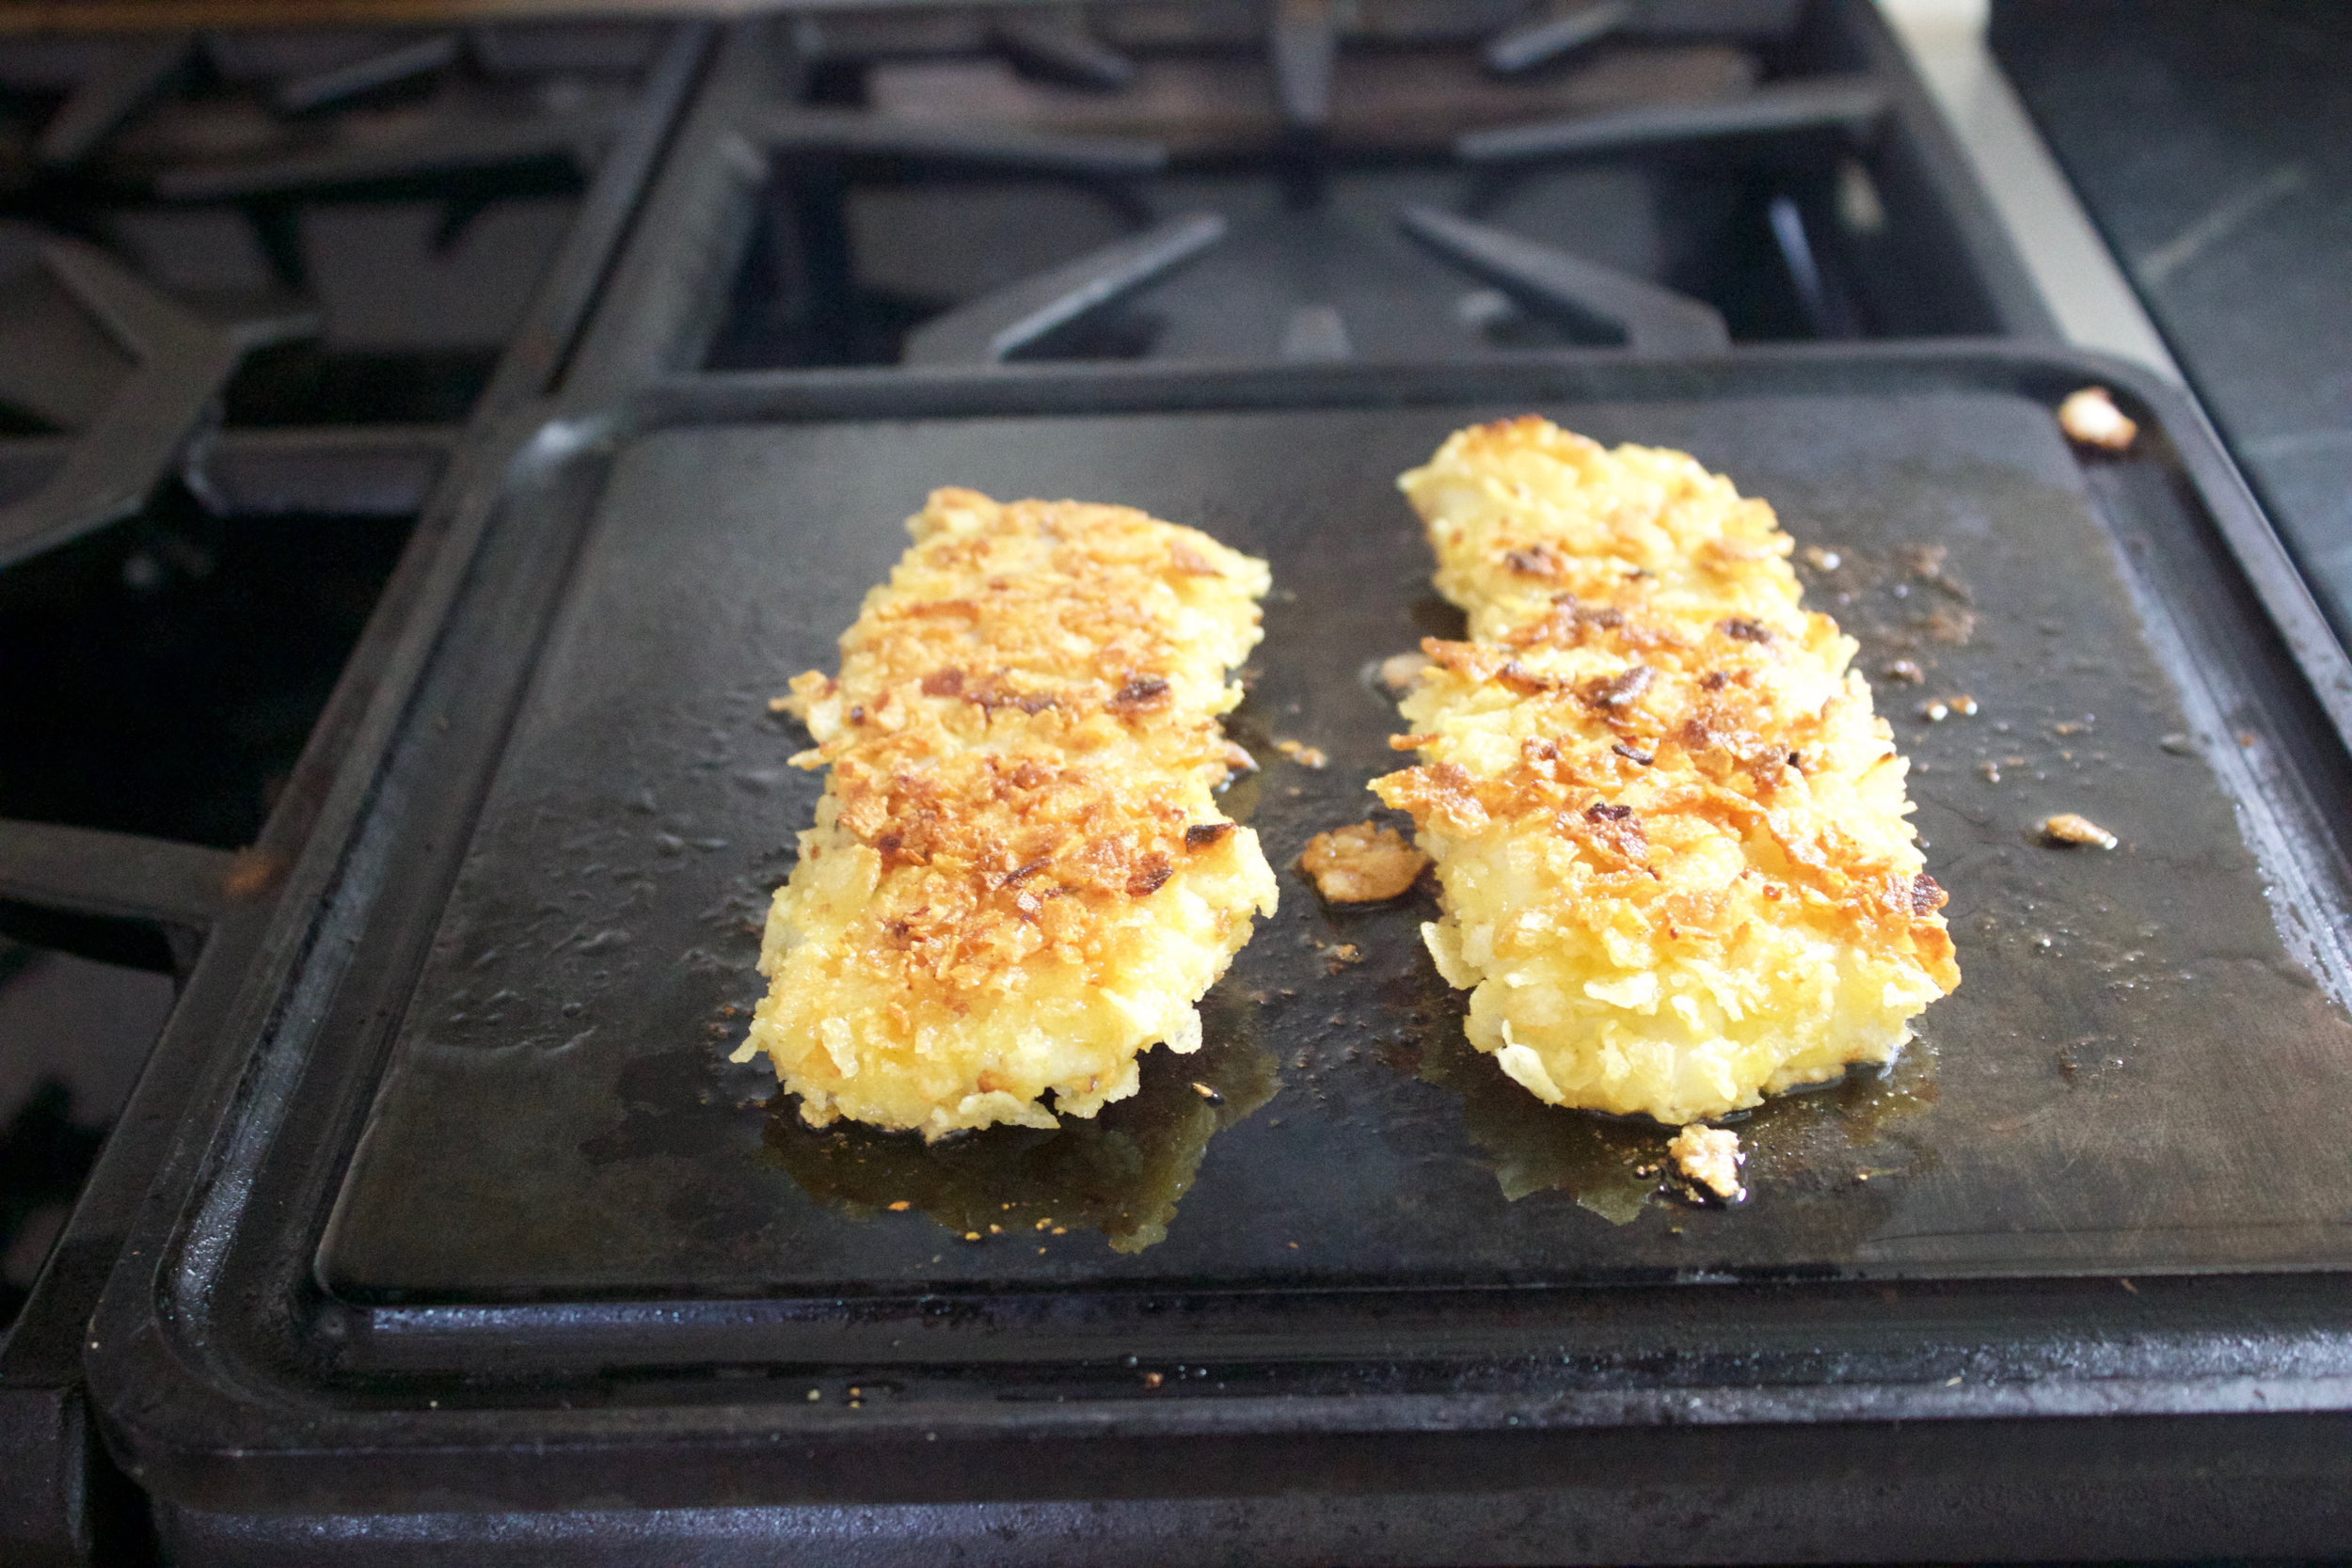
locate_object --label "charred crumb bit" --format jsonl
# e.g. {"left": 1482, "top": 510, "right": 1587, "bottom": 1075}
{"left": 1376, "top": 650, "right": 1432, "bottom": 692}
{"left": 1109, "top": 674, "right": 1173, "bottom": 714}
{"left": 1667, "top": 1125, "right": 1745, "bottom": 1202}
{"left": 1910, "top": 872, "right": 1947, "bottom": 915}
{"left": 2058, "top": 386, "right": 2138, "bottom": 451}
{"left": 1126, "top": 857, "right": 1175, "bottom": 897}
{"left": 1503, "top": 543, "right": 1566, "bottom": 577}
{"left": 1611, "top": 741, "right": 1655, "bottom": 767}
{"left": 1184, "top": 821, "right": 1237, "bottom": 850}
{"left": 1585, "top": 801, "right": 1634, "bottom": 822}
{"left": 1717, "top": 616, "right": 1773, "bottom": 644}
{"left": 1802, "top": 545, "right": 1843, "bottom": 571}
{"left": 1700, "top": 670, "right": 1730, "bottom": 690}
{"left": 1273, "top": 738, "right": 1328, "bottom": 768}
{"left": 1882, "top": 658, "right": 1925, "bottom": 685}
{"left": 2042, "top": 813, "right": 2118, "bottom": 849}
{"left": 1300, "top": 821, "right": 1429, "bottom": 903}
{"left": 1494, "top": 659, "right": 1555, "bottom": 696}
{"left": 1190, "top": 1081, "right": 1223, "bottom": 1104}
{"left": 1000, "top": 855, "right": 1052, "bottom": 887}
{"left": 1579, "top": 663, "right": 1655, "bottom": 711}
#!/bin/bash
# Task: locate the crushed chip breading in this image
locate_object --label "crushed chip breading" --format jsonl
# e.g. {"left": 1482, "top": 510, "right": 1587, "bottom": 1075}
{"left": 736, "top": 488, "right": 1279, "bottom": 1139}
{"left": 1372, "top": 418, "right": 1960, "bottom": 1125}
{"left": 1668, "top": 1124, "right": 1744, "bottom": 1200}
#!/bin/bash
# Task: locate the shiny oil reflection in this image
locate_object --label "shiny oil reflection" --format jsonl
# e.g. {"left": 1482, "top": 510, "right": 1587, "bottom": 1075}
{"left": 762, "top": 1026, "right": 1279, "bottom": 1254}
{"left": 1414, "top": 1023, "right": 1943, "bottom": 1223}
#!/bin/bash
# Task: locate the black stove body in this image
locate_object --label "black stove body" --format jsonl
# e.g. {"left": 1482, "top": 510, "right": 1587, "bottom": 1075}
{"left": 1, "top": 5, "right": 2344, "bottom": 1563}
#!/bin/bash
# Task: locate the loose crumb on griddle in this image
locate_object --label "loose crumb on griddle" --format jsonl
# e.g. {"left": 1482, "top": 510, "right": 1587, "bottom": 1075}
{"left": 2042, "top": 812, "right": 2118, "bottom": 849}
{"left": 1376, "top": 651, "right": 1432, "bottom": 692}
{"left": 1273, "top": 737, "right": 1328, "bottom": 768}
{"left": 1300, "top": 821, "right": 1429, "bottom": 903}
{"left": 2058, "top": 387, "right": 2138, "bottom": 451}
{"left": 1667, "top": 1125, "right": 1745, "bottom": 1201}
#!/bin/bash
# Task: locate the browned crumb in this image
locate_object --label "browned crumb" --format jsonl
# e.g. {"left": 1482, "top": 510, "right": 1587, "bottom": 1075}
{"left": 2058, "top": 387, "right": 2138, "bottom": 451}
{"left": 1300, "top": 821, "right": 1429, "bottom": 903}
{"left": 1143, "top": 1372, "right": 1165, "bottom": 1388}
{"left": 2042, "top": 812, "right": 2118, "bottom": 849}
{"left": 1801, "top": 545, "right": 1843, "bottom": 571}
{"left": 1919, "top": 694, "right": 1979, "bottom": 722}
{"left": 1667, "top": 1125, "right": 1744, "bottom": 1201}
{"left": 1273, "top": 737, "right": 1328, "bottom": 768}
{"left": 1189, "top": 1080, "right": 1223, "bottom": 1104}
{"left": 886, "top": 1200, "right": 910, "bottom": 1212}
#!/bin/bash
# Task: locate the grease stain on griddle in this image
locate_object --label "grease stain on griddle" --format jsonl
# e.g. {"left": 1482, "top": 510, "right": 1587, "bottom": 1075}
{"left": 758, "top": 999, "right": 1279, "bottom": 1254}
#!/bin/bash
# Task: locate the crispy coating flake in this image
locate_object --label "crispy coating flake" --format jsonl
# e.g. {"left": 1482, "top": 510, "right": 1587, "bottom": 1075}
{"left": 1300, "top": 821, "right": 1429, "bottom": 903}
{"left": 738, "top": 489, "right": 1279, "bottom": 1139}
{"left": 1374, "top": 418, "right": 1960, "bottom": 1125}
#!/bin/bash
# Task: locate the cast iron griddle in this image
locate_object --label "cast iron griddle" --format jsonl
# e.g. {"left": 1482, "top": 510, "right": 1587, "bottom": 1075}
{"left": 321, "top": 388, "right": 2352, "bottom": 1302}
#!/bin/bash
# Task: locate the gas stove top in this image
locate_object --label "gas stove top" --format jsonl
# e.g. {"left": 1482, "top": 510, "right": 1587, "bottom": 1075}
{"left": 3, "top": 6, "right": 2341, "bottom": 1564}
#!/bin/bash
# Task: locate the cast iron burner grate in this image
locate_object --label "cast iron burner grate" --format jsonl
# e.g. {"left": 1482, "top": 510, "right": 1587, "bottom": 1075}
{"left": 702, "top": 2, "right": 2010, "bottom": 372}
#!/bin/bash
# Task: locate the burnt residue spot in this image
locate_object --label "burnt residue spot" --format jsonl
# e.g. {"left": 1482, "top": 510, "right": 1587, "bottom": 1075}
{"left": 1554, "top": 596, "right": 1624, "bottom": 628}
{"left": 1000, "top": 856, "right": 1052, "bottom": 887}
{"left": 1579, "top": 664, "right": 1655, "bottom": 712}
{"left": 967, "top": 679, "right": 1057, "bottom": 717}
{"left": 1110, "top": 675, "right": 1172, "bottom": 714}
{"left": 1911, "top": 872, "right": 1947, "bottom": 915}
{"left": 1584, "top": 802, "right": 1634, "bottom": 822}
{"left": 1612, "top": 741, "right": 1655, "bottom": 767}
{"left": 1127, "top": 855, "right": 1173, "bottom": 898}
{"left": 1503, "top": 544, "right": 1565, "bottom": 577}
{"left": 920, "top": 668, "right": 964, "bottom": 697}
{"left": 1184, "top": 822, "right": 1236, "bottom": 851}
{"left": 1718, "top": 617, "right": 1773, "bottom": 644}
{"left": 1495, "top": 659, "right": 1554, "bottom": 696}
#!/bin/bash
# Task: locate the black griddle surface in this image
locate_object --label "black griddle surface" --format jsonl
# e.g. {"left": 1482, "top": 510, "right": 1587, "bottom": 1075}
{"left": 321, "top": 390, "right": 2352, "bottom": 1302}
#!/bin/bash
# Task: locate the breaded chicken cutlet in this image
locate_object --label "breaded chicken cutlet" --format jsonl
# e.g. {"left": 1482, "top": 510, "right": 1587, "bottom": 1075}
{"left": 736, "top": 487, "right": 1279, "bottom": 1140}
{"left": 1372, "top": 418, "right": 1960, "bottom": 1125}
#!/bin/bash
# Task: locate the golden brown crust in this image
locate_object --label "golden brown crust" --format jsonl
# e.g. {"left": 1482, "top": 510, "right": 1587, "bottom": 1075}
{"left": 1371, "top": 418, "right": 1960, "bottom": 1124}
{"left": 743, "top": 488, "right": 1279, "bottom": 1137}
